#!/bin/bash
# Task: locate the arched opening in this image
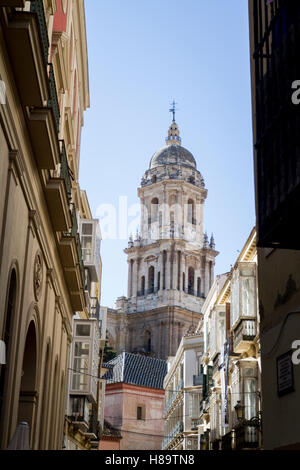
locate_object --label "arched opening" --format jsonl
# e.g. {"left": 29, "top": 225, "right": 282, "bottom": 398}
{"left": 209, "top": 261, "right": 213, "bottom": 288}
{"left": 163, "top": 251, "right": 167, "bottom": 290}
{"left": 197, "top": 277, "right": 201, "bottom": 298}
{"left": 39, "top": 342, "right": 50, "bottom": 449}
{"left": 141, "top": 276, "right": 145, "bottom": 296}
{"left": 157, "top": 272, "right": 161, "bottom": 291}
{"left": 0, "top": 269, "right": 17, "bottom": 429}
{"left": 144, "top": 331, "right": 151, "bottom": 353}
{"left": 188, "top": 267, "right": 195, "bottom": 295}
{"left": 188, "top": 199, "right": 196, "bottom": 225}
{"left": 148, "top": 266, "right": 155, "bottom": 294}
{"left": 18, "top": 321, "right": 38, "bottom": 446}
{"left": 170, "top": 211, "right": 175, "bottom": 238}
{"left": 150, "top": 198, "right": 159, "bottom": 224}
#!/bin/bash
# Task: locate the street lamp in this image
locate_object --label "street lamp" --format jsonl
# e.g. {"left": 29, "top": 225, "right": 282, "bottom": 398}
{"left": 234, "top": 400, "right": 244, "bottom": 422}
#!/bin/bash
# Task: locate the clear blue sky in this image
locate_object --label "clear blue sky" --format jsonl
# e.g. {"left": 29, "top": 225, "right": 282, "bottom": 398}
{"left": 79, "top": 0, "right": 255, "bottom": 308}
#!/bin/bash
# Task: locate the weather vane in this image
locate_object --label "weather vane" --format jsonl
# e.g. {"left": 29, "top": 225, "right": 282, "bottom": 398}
{"left": 169, "top": 100, "right": 178, "bottom": 122}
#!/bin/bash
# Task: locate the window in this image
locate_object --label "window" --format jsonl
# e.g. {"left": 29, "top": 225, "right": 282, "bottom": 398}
{"left": 244, "top": 377, "right": 256, "bottom": 420}
{"left": 141, "top": 276, "right": 145, "bottom": 296}
{"left": 148, "top": 266, "right": 155, "bottom": 294}
{"left": 137, "top": 405, "right": 145, "bottom": 420}
{"left": 150, "top": 198, "right": 159, "bottom": 223}
{"left": 81, "top": 222, "right": 93, "bottom": 263}
{"left": 76, "top": 324, "right": 91, "bottom": 337}
{"left": 188, "top": 267, "right": 195, "bottom": 295}
{"left": 72, "top": 341, "right": 90, "bottom": 392}
{"left": 188, "top": 199, "right": 195, "bottom": 225}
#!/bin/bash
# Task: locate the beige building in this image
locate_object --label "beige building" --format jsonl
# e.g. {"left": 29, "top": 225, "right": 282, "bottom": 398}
{"left": 64, "top": 191, "right": 106, "bottom": 450}
{"left": 0, "top": 0, "right": 91, "bottom": 449}
{"left": 107, "top": 118, "right": 218, "bottom": 360}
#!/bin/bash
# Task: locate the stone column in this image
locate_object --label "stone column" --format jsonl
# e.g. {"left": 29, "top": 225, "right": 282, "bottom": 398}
{"left": 128, "top": 259, "right": 133, "bottom": 298}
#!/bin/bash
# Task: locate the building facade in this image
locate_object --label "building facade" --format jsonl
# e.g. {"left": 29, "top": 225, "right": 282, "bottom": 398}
{"left": 162, "top": 332, "right": 204, "bottom": 451}
{"left": 107, "top": 118, "right": 218, "bottom": 360}
{"left": 0, "top": 0, "right": 91, "bottom": 449}
{"left": 249, "top": 0, "right": 300, "bottom": 449}
{"left": 101, "top": 352, "right": 167, "bottom": 450}
{"left": 197, "top": 228, "right": 262, "bottom": 450}
{"left": 64, "top": 191, "right": 106, "bottom": 450}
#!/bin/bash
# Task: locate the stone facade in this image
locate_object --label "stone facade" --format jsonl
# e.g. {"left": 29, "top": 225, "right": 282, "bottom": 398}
{"left": 107, "top": 120, "right": 218, "bottom": 360}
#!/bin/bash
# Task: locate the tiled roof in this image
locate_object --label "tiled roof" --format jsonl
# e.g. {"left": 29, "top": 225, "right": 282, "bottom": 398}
{"left": 103, "top": 352, "right": 167, "bottom": 390}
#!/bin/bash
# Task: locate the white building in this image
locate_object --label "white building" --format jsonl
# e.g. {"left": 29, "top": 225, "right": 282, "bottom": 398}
{"left": 162, "top": 329, "right": 204, "bottom": 450}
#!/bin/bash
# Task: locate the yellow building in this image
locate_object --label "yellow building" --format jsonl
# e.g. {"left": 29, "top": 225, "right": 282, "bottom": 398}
{"left": 0, "top": 0, "right": 91, "bottom": 449}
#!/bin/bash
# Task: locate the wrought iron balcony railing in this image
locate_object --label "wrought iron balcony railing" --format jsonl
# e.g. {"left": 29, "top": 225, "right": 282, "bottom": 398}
{"left": 48, "top": 62, "right": 60, "bottom": 132}
{"left": 233, "top": 319, "right": 257, "bottom": 352}
{"left": 30, "top": 0, "right": 49, "bottom": 65}
{"left": 60, "top": 140, "right": 72, "bottom": 202}
{"left": 162, "top": 420, "right": 184, "bottom": 449}
{"left": 164, "top": 379, "right": 183, "bottom": 415}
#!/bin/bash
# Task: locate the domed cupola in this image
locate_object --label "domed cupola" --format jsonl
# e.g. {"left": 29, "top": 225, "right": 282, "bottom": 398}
{"left": 149, "top": 119, "right": 197, "bottom": 170}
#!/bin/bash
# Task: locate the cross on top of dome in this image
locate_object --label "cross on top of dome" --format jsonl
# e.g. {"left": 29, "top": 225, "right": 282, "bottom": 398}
{"left": 166, "top": 101, "right": 181, "bottom": 146}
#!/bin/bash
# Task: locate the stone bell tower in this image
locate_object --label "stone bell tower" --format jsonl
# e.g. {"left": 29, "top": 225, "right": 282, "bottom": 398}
{"left": 107, "top": 113, "right": 218, "bottom": 360}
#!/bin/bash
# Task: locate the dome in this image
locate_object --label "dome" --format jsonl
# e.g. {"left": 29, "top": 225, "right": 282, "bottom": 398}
{"left": 150, "top": 144, "right": 197, "bottom": 170}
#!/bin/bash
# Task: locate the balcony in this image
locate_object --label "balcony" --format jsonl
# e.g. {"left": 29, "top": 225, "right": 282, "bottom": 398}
{"left": 58, "top": 206, "right": 86, "bottom": 311}
{"left": 235, "top": 422, "right": 259, "bottom": 450}
{"left": 68, "top": 396, "right": 90, "bottom": 431}
{"left": 233, "top": 319, "right": 257, "bottom": 353}
{"left": 3, "top": 4, "right": 61, "bottom": 170}
{"left": 162, "top": 421, "right": 184, "bottom": 449}
{"left": 221, "top": 430, "right": 234, "bottom": 450}
{"left": 44, "top": 141, "right": 72, "bottom": 231}
{"left": 90, "top": 297, "right": 100, "bottom": 322}
{"left": 70, "top": 319, "right": 100, "bottom": 402}
{"left": 79, "top": 219, "right": 101, "bottom": 283}
{"left": 164, "top": 379, "right": 183, "bottom": 416}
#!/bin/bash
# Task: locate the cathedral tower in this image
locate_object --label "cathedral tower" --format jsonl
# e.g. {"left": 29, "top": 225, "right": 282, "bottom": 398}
{"left": 107, "top": 115, "right": 218, "bottom": 360}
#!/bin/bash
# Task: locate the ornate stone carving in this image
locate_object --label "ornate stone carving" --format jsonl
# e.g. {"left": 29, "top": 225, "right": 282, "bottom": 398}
{"left": 33, "top": 252, "right": 43, "bottom": 301}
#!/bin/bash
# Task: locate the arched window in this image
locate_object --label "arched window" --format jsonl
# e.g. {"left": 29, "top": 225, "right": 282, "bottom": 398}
{"left": 141, "top": 276, "right": 145, "bottom": 296}
{"left": 0, "top": 269, "right": 17, "bottom": 424}
{"left": 148, "top": 266, "right": 155, "bottom": 294}
{"left": 144, "top": 331, "right": 151, "bottom": 353}
{"left": 18, "top": 321, "right": 37, "bottom": 443}
{"left": 188, "top": 199, "right": 196, "bottom": 225}
{"left": 188, "top": 267, "right": 195, "bottom": 295}
{"left": 163, "top": 251, "right": 167, "bottom": 290}
{"left": 150, "top": 198, "right": 159, "bottom": 224}
{"left": 197, "top": 277, "right": 201, "bottom": 298}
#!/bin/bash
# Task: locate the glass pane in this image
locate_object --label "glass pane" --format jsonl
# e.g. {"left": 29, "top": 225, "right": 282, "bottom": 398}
{"left": 82, "top": 223, "right": 93, "bottom": 235}
{"left": 76, "top": 324, "right": 91, "bottom": 337}
{"left": 244, "top": 378, "right": 256, "bottom": 420}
